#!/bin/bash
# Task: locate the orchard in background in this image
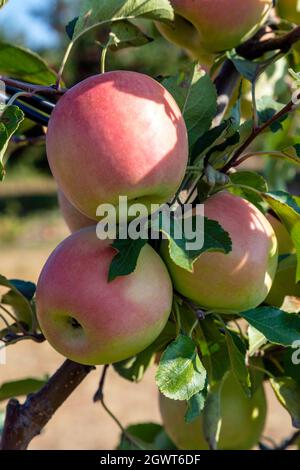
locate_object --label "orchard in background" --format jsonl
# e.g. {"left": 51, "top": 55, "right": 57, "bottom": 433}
{"left": 0, "top": 0, "right": 300, "bottom": 452}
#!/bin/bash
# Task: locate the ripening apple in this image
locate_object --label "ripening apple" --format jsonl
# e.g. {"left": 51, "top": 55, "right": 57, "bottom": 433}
{"left": 58, "top": 189, "right": 96, "bottom": 233}
{"left": 161, "top": 192, "right": 278, "bottom": 313}
{"left": 265, "top": 255, "right": 300, "bottom": 307}
{"left": 276, "top": 0, "right": 300, "bottom": 24}
{"left": 156, "top": 0, "right": 273, "bottom": 62}
{"left": 266, "top": 213, "right": 295, "bottom": 255}
{"left": 160, "top": 371, "right": 267, "bottom": 450}
{"left": 46, "top": 71, "right": 188, "bottom": 220}
{"left": 36, "top": 227, "right": 173, "bottom": 365}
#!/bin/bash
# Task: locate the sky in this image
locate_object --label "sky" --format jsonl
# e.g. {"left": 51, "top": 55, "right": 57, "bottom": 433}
{"left": 0, "top": 0, "right": 59, "bottom": 49}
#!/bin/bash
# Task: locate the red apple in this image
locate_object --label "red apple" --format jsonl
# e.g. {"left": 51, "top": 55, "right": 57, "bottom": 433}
{"left": 36, "top": 227, "right": 173, "bottom": 365}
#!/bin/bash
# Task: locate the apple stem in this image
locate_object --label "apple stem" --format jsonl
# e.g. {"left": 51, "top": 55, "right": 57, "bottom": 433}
{"left": 0, "top": 360, "right": 95, "bottom": 450}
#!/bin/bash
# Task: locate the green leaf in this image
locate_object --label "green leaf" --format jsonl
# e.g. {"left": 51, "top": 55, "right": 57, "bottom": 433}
{"left": 0, "top": 275, "right": 35, "bottom": 328}
{"left": 257, "top": 96, "right": 288, "bottom": 132}
{"left": 0, "top": 42, "right": 57, "bottom": 85}
{"left": 241, "top": 307, "right": 300, "bottom": 347}
{"left": 270, "top": 377, "right": 300, "bottom": 428}
{"left": 69, "top": 0, "right": 174, "bottom": 41}
{"left": 202, "top": 387, "right": 222, "bottom": 450}
{"left": 0, "top": 377, "right": 46, "bottom": 401}
{"left": 190, "top": 120, "right": 229, "bottom": 163}
{"left": 117, "top": 423, "right": 176, "bottom": 450}
{"left": 108, "top": 238, "right": 147, "bottom": 281}
{"left": 224, "top": 328, "right": 251, "bottom": 396}
{"left": 230, "top": 171, "right": 268, "bottom": 193}
{"left": 248, "top": 325, "right": 267, "bottom": 356}
{"left": 196, "top": 317, "right": 230, "bottom": 389}
{"left": 156, "top": 335, "right": 207, "bottom": 401}
{"left": 163, "top": 65, "right": 217, "bottom": 149}
{"left": 262, "top": 191, "right": 300, "bottom": 281}
{"left": 229, "top": 54, "right": 260, "bottom": 82}
{"left": 160, "top": 214, "right": 232, "bottom": 272}
{"left": 229, "top": 171, "right": 267, "bottom": 209}
{"left": 0, "top": 105, "right": 24, "bottom": 179}
{"left": 108, "top": 20, "right": 153, "bottom": 50}
{"left": 0, "top": 1, "right": 8, "bottom": 8}
{"left": 113, "top": 321, "right": 176, "bottom": 382}
{"left": 185, "top": 387, "right": 207, "bottom": 424}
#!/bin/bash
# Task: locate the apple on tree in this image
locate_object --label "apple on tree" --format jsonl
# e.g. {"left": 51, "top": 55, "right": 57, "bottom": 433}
{"left": 46, "top": 71, "right": 188, "bottom": 220}
{"left": 160, "top": 371, "right": 267, "bottom": 450}
{"left": 36, "top": 227, "right": 173, "bottom": 365}
{"left": 156, "top": 0, "right": 273, "bottom": 63}
{"left": 161, "top": 191, "right": 278, "bottom": 313}
{"left": 58, "top": 189, "right": 96, "bottom": 233}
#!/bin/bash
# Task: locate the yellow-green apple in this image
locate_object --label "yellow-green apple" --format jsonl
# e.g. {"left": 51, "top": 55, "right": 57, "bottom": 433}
{"left": 161, "top": 192, "right": 278, "bottom": 312}
{"left": 265, "top": 254, "right": 300, "bottom": 307}
{"left": 266, "top": 213, "right": 295, "bottom": 255}
{"left": 156, "top": 0, "right": 272, "bottom": 62}
{"left": 58, "top": 189, "right": 96, "bottom": 233}
{"left": 276, "top": 0, "right": 300, "bottom": 23}
{"left": 46, "top": 71, "right": 188, "bottom": 220}
{"left": 160, "top": 371, "right": 267, "bottom": 450}
{"left": 36, "top": 227, "right": 173, "bottom": 365}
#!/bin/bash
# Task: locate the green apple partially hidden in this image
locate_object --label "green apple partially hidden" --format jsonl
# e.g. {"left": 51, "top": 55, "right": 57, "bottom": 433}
{"left": 156, "top": 0, "right": 273, "bottom": 63}
{"left": 160, "top": 371, "right": 267, "bottom": 450}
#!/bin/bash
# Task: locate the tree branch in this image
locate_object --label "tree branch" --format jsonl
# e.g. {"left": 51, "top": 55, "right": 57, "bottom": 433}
{"left": 237, "top": 26, "right": 300, "bottom": 60}
{"left": 0, "top": 359, "right": 95, "bottom": 450}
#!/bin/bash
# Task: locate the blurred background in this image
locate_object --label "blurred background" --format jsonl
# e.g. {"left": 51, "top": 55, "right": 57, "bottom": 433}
{"left": 0, "top": 0, "right": 299, "bottom": 449}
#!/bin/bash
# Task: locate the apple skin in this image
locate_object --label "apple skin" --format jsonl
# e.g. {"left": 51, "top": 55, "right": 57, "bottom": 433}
{"left": 46, "top": 71, "right": 188, "bottom": 220}
{"left": 266, "top": 213, "right": 295, "bottom": 256}
{"left": 58, "top": 189, "right": 96, "bottom": 233}
{"left": 156, "top": 0, "right": 272, "bottom": 60}
{"left": 265, "top": 255, "right": 300, "bottom": 307}
{"left": 161, "top": 192, "right": 278, "bottom": 313}
{"left": 36, "top": 227, "right": 173, "bottom": 365}
{"left": 160, "top": 371, "right": 267, "bottom": 450}
{"left": 276, "top": 0, "right": 300, "bottom": 24}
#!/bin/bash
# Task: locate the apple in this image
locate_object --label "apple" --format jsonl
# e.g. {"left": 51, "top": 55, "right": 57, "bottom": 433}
{"left": 276, "top": 0, "right": 300, "bottom": 24}
{"left": 265, "top": 254, "right": 300, "bottom": 307}
{"left": 266, "top": 213, "right": 295, "bottom": 255}
{"left": 46, "top": 71, "right": 188, "bottom": 220}
{"left": 58, "top": 189, "right": 96, "bottom": 233}
{"left": 156, "top": 0, "right": 272, "bottom": 61}
{"left": 161, "top": 192, "right": 278, "bottom": 313}
{"left": 36, "top": 227, "right": 173, "bottom": 365}
{"left": 160, "top": 371, "right": 267, "bottom": 450}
